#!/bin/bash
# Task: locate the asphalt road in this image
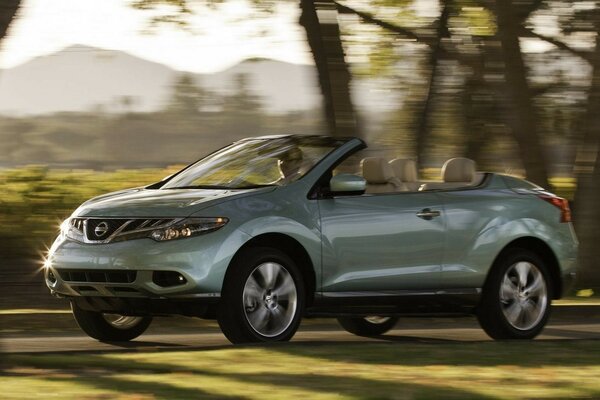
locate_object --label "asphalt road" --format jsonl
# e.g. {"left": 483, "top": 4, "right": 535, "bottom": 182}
{"left": 3, "top": 306, "right": 600, "bottom": 353}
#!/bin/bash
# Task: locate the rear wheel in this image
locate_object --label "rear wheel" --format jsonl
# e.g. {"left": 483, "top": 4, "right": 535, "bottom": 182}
{"left": 218, "top": 247, "right": 305, "bottom": 344}
{"left": 71, "top": 302, "right": 152, "bottom": 341}
{"left": 477, "top": 248, "right": 552, "bottom": 340}
{"left": 337, "top": 316, "right": 399, "bottom": 337}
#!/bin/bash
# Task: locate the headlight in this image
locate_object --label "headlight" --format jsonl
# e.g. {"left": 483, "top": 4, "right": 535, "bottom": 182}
{"left": 148, "top": 217, "right": 228, "bottom": 241}
{"left": 61, "top": 217, "right": 85, "bottom": 242}
{"left": 59, "top": 217, "right": 228, "bottom": 243}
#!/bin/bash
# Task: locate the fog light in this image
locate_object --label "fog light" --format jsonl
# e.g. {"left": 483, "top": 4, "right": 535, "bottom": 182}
{"left": 47, "top": 269, "right": 57, "bottom": 285}
{"left": 152, "top": 271, "right": 187, "bottom": 287}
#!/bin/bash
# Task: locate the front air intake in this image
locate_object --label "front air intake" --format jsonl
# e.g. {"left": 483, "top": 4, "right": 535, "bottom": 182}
{"left": 59, "top": 269, "right": 137, "bottom": 283}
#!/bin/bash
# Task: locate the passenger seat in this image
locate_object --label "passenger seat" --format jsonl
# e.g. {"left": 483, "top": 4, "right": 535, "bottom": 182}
{"left": 442, "top": 157, "right": 476, "bottom": 186}
{"left": 389, "top": 159, "right": 419, "bottom": 191}
{"left": 361, "top": 157, "right": 405, "bottom": 193}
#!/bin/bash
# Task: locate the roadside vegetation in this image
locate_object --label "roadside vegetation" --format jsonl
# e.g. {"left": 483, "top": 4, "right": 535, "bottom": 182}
{"left": 3, "top": 341, "right": 600, "bottom": 399}
{"left": 0, "top": 166, "right": 180, "bottom": 259}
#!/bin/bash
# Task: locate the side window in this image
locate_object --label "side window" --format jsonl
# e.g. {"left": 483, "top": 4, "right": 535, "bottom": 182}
{"left": 332, "top": 149, "right": 409, "bottom": 194}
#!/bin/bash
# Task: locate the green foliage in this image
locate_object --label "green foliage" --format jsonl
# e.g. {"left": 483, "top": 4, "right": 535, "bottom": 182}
{"left": 0, "top": 166, "right": 180, "bottom": 258}
{"left": 129, "top": 0, "right": 283, "bottom": 32}
{"left": 451, "top": 1, "right": 496, "bottom": 37}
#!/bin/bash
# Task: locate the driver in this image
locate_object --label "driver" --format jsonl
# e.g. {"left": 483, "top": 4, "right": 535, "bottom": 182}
{"left": 277, "top": 147, "right": 304, "bottom": 183}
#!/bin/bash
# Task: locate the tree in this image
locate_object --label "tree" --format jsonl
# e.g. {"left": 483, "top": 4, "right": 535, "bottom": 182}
{"left": 562, "top": 3, "right": 600, "bottom": 286}
{"left": 0, "top": 0, "right": 20, "bottom": 43}
{"left": 337, "top": 0, "right": 552, "bottom": 186}
{"left": 166, "top": 73, "right": 207, "bottom": 116}
{"left": 300, "top": 0, "right": 358, "bottom": 137}
{"left": 132, "top": 0, "right": 359, "bottom": 138}
{"left": 493, "top": 0, "right": 550, "bottom": 188}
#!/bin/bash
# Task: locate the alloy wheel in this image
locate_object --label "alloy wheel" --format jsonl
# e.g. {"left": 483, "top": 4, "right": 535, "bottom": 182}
{"left": 499, "top": 261, "right": 548, "bottom": 331}
{"left": 243, "top": 262, "right": 298, "bottom": 338}
{"left": 364, "top": 316, "right": 391, "bottom": 324}
{"left": 102, "top": 314, "right": 144, "bottom": 330}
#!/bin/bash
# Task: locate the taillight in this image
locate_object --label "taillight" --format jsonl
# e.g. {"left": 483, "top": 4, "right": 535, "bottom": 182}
{"left": 538, "top": 195, "right": 572, "bottom": 223}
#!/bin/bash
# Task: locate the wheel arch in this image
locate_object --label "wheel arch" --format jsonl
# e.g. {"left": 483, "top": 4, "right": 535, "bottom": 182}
{"left": 487, "top": 236, "right": 562, "bottom": 299}
{"left": 224, "top": 233, "right": 317, "bottom": 306}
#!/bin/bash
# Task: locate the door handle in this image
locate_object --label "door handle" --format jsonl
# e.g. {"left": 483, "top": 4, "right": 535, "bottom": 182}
{"left": 416, "top": 208, "right": 441, "bottom": 220}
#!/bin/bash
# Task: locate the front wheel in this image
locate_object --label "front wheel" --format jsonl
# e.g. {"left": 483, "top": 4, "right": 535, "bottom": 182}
{"left": 337, "top": 316, "right": 399, "bottom": 337}
{"left": 218, "top": 247, "right": 305, "bottom": 344}
{"left": 477, "top": 248, "right": 552, "bottom": 340}
{"left": 71, "top": 302, "right": 152, "bottom": 341}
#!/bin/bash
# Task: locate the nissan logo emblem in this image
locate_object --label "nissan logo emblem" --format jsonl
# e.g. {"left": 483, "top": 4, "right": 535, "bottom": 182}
{"left": 94, "top": 222, "right": 109, "bottom": 238}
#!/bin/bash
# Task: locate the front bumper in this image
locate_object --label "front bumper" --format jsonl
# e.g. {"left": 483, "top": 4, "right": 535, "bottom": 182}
{"left": 44, "top": 226, "right": 250, "bottom": 299}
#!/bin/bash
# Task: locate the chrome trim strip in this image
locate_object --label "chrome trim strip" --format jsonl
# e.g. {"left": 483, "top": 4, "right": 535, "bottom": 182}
{"left": 105, "top": 219, "right": 134, "bottom": 242}
{"left": 137, "top": 219, "right": 152, "bottom": 229}
{"left": 167, "top": 293, "right": 221, "bottom": 298}
{"left": 321, "top": 288, "right": 481, "bottom": 297}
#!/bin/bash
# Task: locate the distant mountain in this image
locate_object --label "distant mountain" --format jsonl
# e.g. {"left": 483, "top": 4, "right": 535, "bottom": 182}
{"left": 198, "top": 57, "right": 322, "bottom": 113}
{"left": 0, "top": 45, "right": 176, "bottom": 115}
{"left": 0, "top": 45, "right": 323, "bottom": 115}
{"left": 0, "top": 44, "right": 399, "bottom": 116}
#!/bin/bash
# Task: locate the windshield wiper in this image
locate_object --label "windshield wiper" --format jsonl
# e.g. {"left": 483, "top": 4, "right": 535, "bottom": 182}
{"left": 234, "top": 184, "right": 277, "bottom": 189}
{"left": 164, "top": 184, "right": 277, "bottom": 190}
{"left": 164, "top": 185, "right": 232, "bottom": 190}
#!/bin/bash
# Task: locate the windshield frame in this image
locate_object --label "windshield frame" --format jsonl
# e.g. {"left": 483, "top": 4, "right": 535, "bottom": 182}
{"left": 154, "top": 135, "right": 350, "bottom": 190}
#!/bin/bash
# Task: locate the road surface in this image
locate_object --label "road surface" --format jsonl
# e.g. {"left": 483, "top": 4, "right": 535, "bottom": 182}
{"left": 3, "top": 306, "right": 600, "bottom": 353}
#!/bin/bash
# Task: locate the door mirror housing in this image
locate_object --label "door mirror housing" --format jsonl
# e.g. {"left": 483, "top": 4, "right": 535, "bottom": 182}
{"left": 329, "top": 174, "right": 366, "bottom": 195}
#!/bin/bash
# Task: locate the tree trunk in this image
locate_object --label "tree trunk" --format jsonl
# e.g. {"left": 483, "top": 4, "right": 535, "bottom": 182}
{"left": 299, "top": 0, "right": 358, "bottom": 138}
{"left": 495, "top": 0, "right": 549, "bottom": 189}
{"left": 0, "top": 0, "right": 20, "bottom": 42}
{"left": 573, "top": 11, "right": 600, "bottom": 288}
{"left": 414, "top": 0, "right": 450, "bottom": 169}
{"left": 463, "top": 75, "right": 487, "bottom": 162}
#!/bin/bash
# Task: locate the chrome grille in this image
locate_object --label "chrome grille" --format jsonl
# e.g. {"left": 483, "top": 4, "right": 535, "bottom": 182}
{"left": 85, "top": 219, "right": 127, "bottom": 240}
{"left": 69, "top": 218, "right": 177, "bottom": 243}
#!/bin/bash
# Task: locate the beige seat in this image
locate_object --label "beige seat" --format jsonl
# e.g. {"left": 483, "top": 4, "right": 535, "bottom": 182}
{"left": 420, "top": 157, "right": 478, "bottom": 190}
{"left": 361, "top": 157, "right": 405, "bottom": 193}
{"left": 443, "top": 157, "right": 476, "bottom": 184}
{"left": 389, "top": 159, "right": 419, "bottom": 191}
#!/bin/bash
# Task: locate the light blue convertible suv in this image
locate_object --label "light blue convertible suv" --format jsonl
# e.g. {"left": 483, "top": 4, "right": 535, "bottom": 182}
{"left": 44, "top": 135, "right": 578, "bottom": 343}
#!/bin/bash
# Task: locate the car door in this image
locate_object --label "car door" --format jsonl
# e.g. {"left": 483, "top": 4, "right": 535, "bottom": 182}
{"left": 318, "top": 191, "right": 445, "bottom": 294}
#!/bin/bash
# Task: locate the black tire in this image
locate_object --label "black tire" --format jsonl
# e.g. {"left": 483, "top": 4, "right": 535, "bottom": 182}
{"left": 477, "top": 248, "right": 552, "bottom": 340}
{"left": 337, "top": 316, "right": 399, "bottom": 337}
{"left": 71, "top": 302, "right": 152, "bottom": 341}
{"left": 218, "top": 247, "right": 305, "bottom": 344}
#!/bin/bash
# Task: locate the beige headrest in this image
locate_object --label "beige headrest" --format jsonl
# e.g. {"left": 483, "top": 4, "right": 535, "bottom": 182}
{"left": 442, "top": 158, "right": 476, "bottom": 182}
{"left": 389, "top": 159, "right": 418, "bottom": 182}
{"left": 361, "top": 157, "right": 393, "bottom": 184}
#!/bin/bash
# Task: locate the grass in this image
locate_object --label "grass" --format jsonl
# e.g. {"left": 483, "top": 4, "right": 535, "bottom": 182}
{"left": 2, "top": 340, "right": 600, "bottom": 399}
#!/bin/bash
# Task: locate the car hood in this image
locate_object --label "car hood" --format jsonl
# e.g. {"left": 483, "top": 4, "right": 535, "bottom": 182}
{"left": 74, "top": 186, "right": 277, "bottom": 217}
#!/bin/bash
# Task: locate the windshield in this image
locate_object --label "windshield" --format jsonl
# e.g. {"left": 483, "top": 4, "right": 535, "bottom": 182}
{"left": 162, "top": 136, "right": 344, "bottom": 190}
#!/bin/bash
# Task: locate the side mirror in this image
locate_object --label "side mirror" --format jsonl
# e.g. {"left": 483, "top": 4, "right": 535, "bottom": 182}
{"left": 330, "top": 174, "right": 366, "bottom": 195}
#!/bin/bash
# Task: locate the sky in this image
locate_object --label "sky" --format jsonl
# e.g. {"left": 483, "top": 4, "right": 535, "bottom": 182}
{"left": 0, "top": 0, "right": 313, "bottom": 73}
{"left": 0, "top": 0, "right": 565, "bottom": 74}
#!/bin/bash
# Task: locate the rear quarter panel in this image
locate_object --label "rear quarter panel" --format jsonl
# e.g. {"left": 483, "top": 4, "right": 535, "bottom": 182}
{"left": 438, "top": 175, "right": 578, "bottom": 289}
